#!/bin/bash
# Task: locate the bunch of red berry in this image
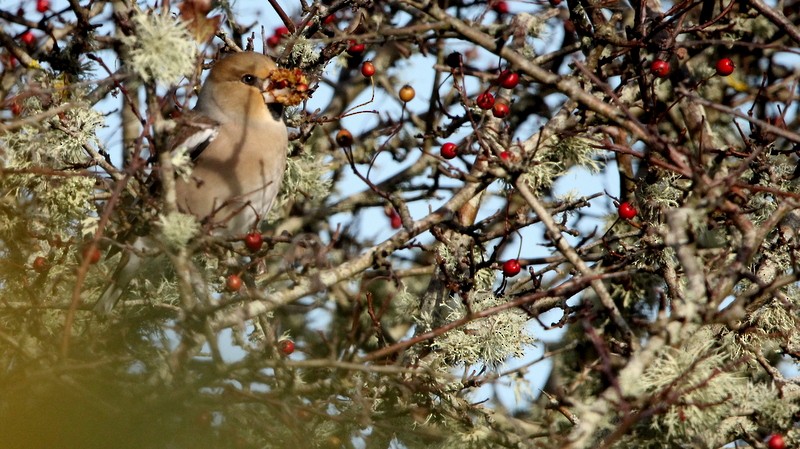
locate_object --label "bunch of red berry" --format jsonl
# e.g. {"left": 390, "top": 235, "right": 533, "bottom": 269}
{"left": 472, "top": 69, "right": 520, "bottom": 120}
{"left": 266, "top": 26, "right": 291, "bottom": 48}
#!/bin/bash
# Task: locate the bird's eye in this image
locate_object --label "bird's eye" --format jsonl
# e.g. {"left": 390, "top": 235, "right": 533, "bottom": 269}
{"left": 241, "top": 74, "right": 257, "bottom": 86}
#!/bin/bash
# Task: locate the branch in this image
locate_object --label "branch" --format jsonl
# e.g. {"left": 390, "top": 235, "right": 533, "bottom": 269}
{"left": 210, "top": 179, "right": 490, "bottom": 330}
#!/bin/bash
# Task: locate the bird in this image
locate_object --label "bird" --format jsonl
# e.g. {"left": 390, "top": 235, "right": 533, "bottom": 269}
{"left": 93, "top": 51, "right": 292, "bottom": 315}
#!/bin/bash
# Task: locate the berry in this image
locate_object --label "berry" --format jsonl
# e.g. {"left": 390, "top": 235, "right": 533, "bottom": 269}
{"left": 389, "top": 211, "right": 402, "bottom": 229}
{"left": 10, "top": 102, "right": 21, "bottom": 116}
{"left": 492, "top": 101, "right": 510, "bottom": 118}
{"left": 492, "top": 0, "right": 509, "bottom": 14}
{"left": 549, "top": 0, "right": 562, "bottom": 5}
{"left": 767, "top": 434, "right": 786, "bottom": 449}
{"left": 20, "top": 31, "right": 35, "bottom": 46}
{"left": 335, "top": 129, "right": 353, "bottom": 146}
{"left": 82, "top": 245, "right": 101, "bottom": 264}
{"left": 274, "top": 26, "right": 290, "bottom": 37}
{"left": 244, "top": 232, "right": 263, "bottom": 251}
{"left": 563, "top": 18, "right": 576, "bottom": 33}
{"left": 360, "top": 61, "right": 375, "bottom": 77}
{"left": 498, "top": 70, "right": 519, "bottom": 89}
{"left": 399, "top": 85, "right": 415, "bottom": 102}
{"left": 32, "top": 256, "right": 48, "bottom": 273}
{"left": 266, "top": 35, "right": 280, "bottom": 48}
{"left": 618, "top": 202, "right": 637, "bottom": 220}
{"left": 499, "top": 151, "right": 511, "bottom": 161}
{"left": 347, "top": 41, "right": 366, "bottom": 55}
{"left": 278, "top": 339, "right": 295, "bottom": 355}
{"left": 502, "top": 259, "right": 522, "bottom": 277}
{"left": 386, "top": 206, "right": 402, "bottom": 229}
{"left": 440, "top": 142, "right": 458, "bottom": 160}
{"left": 650, "top": 59, "right": 670, "bottom": 78}
{"left": 323, "top": 14, "right": 336, "bottom": 25}
{"left": 36, "top": 0, "right": 50, "bottom": 13}
{"left": 476, "top": 91, "right": 495, "bottom": 110}
{"left": 226, "top": 274, "right": 242, "bottom": 292}
{"left": 445, "top": 51, "right": 462, "bottom": 69}
{"left": 715, "top": 57, "right": 735, "bottom": 76}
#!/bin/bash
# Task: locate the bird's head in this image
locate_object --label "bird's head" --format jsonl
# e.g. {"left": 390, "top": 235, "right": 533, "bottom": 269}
{"left": 196, "top": 52, "right": 308, "bottom": 123}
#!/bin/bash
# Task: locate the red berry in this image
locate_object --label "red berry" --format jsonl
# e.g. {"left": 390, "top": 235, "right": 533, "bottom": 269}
{"left": 492, "top": 101, "right": 510, "bottom": 118}
{"left": 502, "top": 259, "right": 522, "bottom": 277}
{"left": 618, "top": 202, "right": 637, "bottom": 220}
{"left": 715, "top": 57, "right": 735, "bottom": 76}
{"left": 36, "top": 0, "right": 50, "bottom": 13}
{"left": 347, "top": 41, "right": 366, "bottom": 55}
{"left": 492, "top": 0, "right": 509, "bottom": 14}
{"left": 498, "top": 70, "right": 519, "bottom": 89}
{"left": 389, "top": 211, "right": 402, "bottom": 229}
{"left": 563, "top": 18, "right": 576, "bottom": 33}
{"left": 499, "top": 151, "right": 511, "bottom": 161}
{"left": 278, "top": 339, "right": 295, "bottom": 355}
{"left": 323, "top": 14, "right": 336, "bottom": 25}
{"left": 360, "top": 61, "right": 375, "bottom": 77}
{"left": 650, "top": 59, "right": 670, "bottom": 78}
{"left": 10, "top": 102, "right": 21, "bottom": 116}
{"left": 32, "top": 256, "right": 48, "bottom": 273}
{"left": 274, "top": 26, "right": 290, "bottom": 37}
{"left": 20, "top": 31, "right": 35, "bottom": 46}
{"left": 266, "top": 35, "right": 280, "bottom": 48}
{"left": 226, "top": 274, "right": 242, "bottom": 292}
{"left": 767, "top": 434, "right": 786, "bottom": 449}
{"left": 441, "top": 142, "right": 458, "bottom": 160}
{"left": 476, "top": 91, "right": 495, "bottom": 110}
{"left": 549, "top": 0, "right": 562, "bottom": 5}
{"left": 82, "top": 245, "right": 102, "bottom": 264}
{"left": 244, "top": 232, "right": 263, "bottom": 251}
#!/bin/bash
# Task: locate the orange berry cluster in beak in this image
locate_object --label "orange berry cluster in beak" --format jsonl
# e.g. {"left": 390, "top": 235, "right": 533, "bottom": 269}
{"left": 267, "top": 68, "right": 310, "bottom": 106}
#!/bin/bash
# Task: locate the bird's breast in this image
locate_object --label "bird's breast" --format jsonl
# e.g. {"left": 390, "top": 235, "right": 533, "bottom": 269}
{"left": 174, "top": 121, "right": 288, "bottom": 235}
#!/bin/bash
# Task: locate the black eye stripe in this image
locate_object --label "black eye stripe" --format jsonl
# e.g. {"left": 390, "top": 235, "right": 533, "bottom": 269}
{"left": 241, "top": 74, "right": 257, "bottom": 85}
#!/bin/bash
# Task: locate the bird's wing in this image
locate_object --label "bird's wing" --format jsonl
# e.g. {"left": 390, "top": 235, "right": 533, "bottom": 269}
{"left": 105, "top": 113, "right": 221, "bottom": 257}
{"left": 166, "top": 113, "right": 220, "bottom": 162}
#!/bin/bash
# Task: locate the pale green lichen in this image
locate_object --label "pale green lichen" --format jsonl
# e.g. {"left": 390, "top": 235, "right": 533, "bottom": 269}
{"left": 157, "top": 211, "right": 199, "bottom": 248}
{"left": 123, "top": 10, "right": 197, "bottom": 85}
{"left": 473, "top": 268, "right": 495, "bottom": 292}
{"left": 431, "top": 290, "right": 535, "bottom": 367}
{"left": 269, "top": 142, "right": 332, "bottom": 221}
{"left": 286, "top": 37, "right": 321, "bottom": 69}
{"left": 0, "top": 97, "right": 103, "bottom": 229}
{"left": 519, "top": 160, "right": 560, "bottom": 192}
{"left": 618, "top": 327, "right": 771, "bottom": 447}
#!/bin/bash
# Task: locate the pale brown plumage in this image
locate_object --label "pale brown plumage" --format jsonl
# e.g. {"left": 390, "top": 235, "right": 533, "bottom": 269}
{"left": 94, "top": 52, "right": 289, "bottom": 314}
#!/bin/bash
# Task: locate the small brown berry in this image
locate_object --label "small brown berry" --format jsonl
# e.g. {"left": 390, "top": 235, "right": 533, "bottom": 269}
{"left": 32, "top": 256, "right": 48, "bottom": 273}
{"left": 399, "top": 85, "right": 415, "bottom": 102}
{"left": 335, "top": 129, "right": 354, "bottom": 147}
